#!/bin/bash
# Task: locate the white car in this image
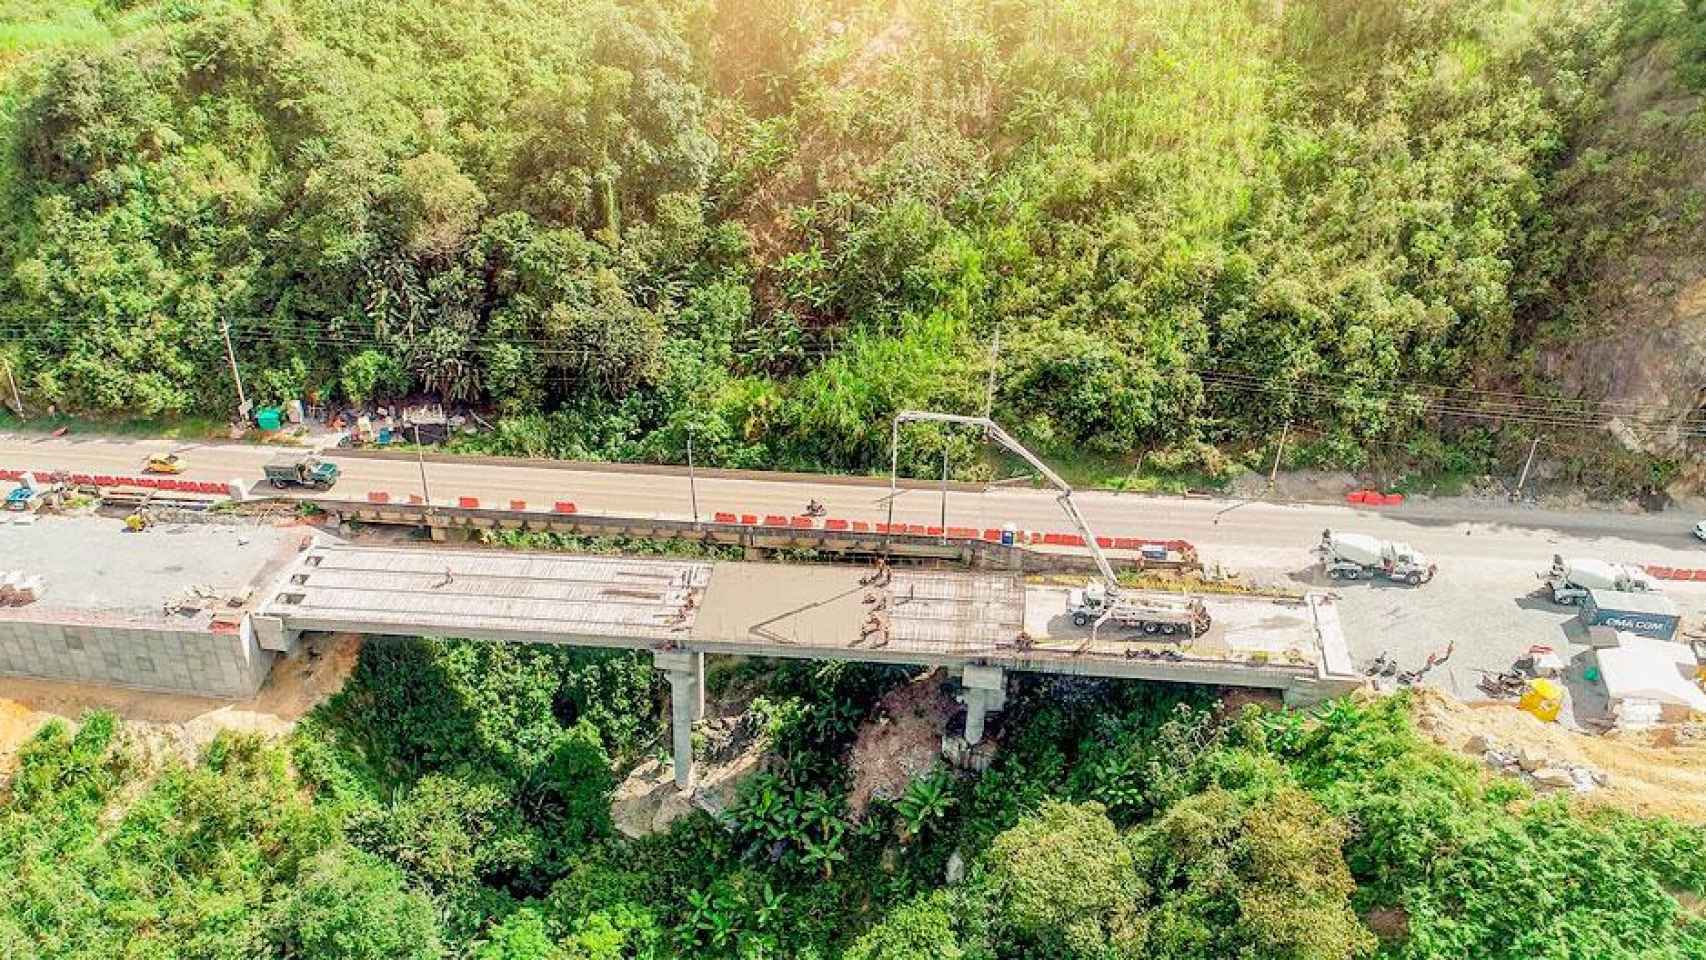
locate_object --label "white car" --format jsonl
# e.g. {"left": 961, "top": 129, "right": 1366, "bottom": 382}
{"left": 1695, "top": 520, "right": 1706, "bottom": 543}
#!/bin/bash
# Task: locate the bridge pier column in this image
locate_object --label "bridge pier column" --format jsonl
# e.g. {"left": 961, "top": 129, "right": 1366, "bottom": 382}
{"left": 960, "top": 664, "right": 1006, "bottom": 746}
{"left": 655, "top": 650, "right": 704, "bottom": 789}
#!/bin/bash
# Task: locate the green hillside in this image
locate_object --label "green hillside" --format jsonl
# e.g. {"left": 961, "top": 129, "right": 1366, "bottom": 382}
{"left": 0, "top": 0, "right": 1701, "bottom": 486}
{"left": 4, "top": 650, "right": 1704, "bottom": 960}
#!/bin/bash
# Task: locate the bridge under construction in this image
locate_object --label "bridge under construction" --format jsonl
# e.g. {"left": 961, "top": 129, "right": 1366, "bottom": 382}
{"left": 0, "top": 518, "right": 1358, "bottom": 788}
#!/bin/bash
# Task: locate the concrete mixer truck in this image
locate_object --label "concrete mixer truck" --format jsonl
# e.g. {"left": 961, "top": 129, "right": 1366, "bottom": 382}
{"left": 1539, "top": 555, "right": 1658, "bottom": 606}
{"left": 1315, "top": 529, "right": 1435, "bottom": 586}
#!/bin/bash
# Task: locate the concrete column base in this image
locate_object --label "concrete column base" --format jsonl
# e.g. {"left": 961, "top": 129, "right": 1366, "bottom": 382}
{"left": 1283, "top": 676, "right": 1361, "bottom": 708}
{"left": 960, "top": 664, "right": 1007, "bottom": 746}
{"left": 655, "top": 650, "right": 705, "bottom": 789}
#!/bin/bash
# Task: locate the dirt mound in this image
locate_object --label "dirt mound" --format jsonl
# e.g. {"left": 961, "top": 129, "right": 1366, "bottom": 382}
{"left": 1412, "top": 689, "right": 1706, "bottom": 823}
{"left": 847, "top": 668, "right": 956, "bottom": 818}
{"left": 610, "top": 746, "right": 763, "bottom": 838}
{"left": 1228, "top": 469, "right": 1357, "bottom": 503}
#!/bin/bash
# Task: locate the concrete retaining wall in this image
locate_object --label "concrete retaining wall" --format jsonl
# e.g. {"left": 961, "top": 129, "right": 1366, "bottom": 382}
{"left": 0, "top": 617, "right": 275, "bottom": 699}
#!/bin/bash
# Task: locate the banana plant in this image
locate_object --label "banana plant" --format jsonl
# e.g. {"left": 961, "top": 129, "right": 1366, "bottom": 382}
{"left": 749, "top": 882, "right": 786, "bottom": 932}
{"left": 802, "top": 788, "right": 842, "bottom": 835}
{"left": 1085, "top": 751, "right": 1145, "bottom": 817}
{"left": 676, "top": 884, "right": 740, "bottom": 952}
{"left": 895, "top": 771, "right": 955, "bottom": 842}
{"left": 800, "top": 821, "right": 847, "bottom": 878}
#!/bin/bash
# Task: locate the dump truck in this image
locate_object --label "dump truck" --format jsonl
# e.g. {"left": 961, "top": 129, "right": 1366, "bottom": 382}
{"left": 1540, "top": 555, "right": 1658, "bottom": 606}
{"left": 1579, "top": 588, "right": 1680, "bottom": 642}
{"left": 1068, "top": 582, "right": 1213, "bottom": 637}
{"left": 1316, "top": 529, "right": 1435, "bottom": 585}
{"left": 262, "top": 455, "right": 340, "bottom": 491}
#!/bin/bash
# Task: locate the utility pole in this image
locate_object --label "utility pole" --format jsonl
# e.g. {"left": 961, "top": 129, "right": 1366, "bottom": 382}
{"left": 1268, "top": 421, "right": 1290, "bottom": 487}
{"left": 413, "top": 422, "right": 432, "bottom": 506}
{"left": 686, "top": 427, "right": 699, "bottom": 523}
{"left": 1514, "top": 435, "right": 1543, "bottom": 498}
{"left": 1, "top": 358, "right": 23, "bottom": 419}
{"left": 220, "top": 319, "right": 248, "bottom": 421}
{"left": 887, "top": 418, "right": 900, "bottom": 537}
{"left": 939, "top": 445, "right": 949, "bottom": 542}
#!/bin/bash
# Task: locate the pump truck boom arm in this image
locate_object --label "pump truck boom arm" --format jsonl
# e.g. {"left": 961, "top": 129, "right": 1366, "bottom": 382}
{"left": 890, "top": 411, "right": 1122, "bottom": 589}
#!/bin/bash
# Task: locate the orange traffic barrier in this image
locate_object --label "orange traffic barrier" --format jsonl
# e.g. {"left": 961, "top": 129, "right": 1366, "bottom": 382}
{"left": 763, "top": 514, "right": 788, "bottom": 526}
{"left": 714, "top": 512, "right": 737, "bottom": 523}
{"left": 366, "top": 491, "right": 390, "bottom": 504}
{"left": 852, "top": 520, "right": 871, "bottom": 533}
{"left": 409, "top": 494, "right": 424, "bottom": 505}
{"left": 790, "top": 516, "right": 814, "bottom": 528}
{"left": 509, "top": 499, "right": 527, "bottom": 511}
{"left": 458, "top": 496, "right": 480, "bottom": 509}
{"left": 740, "top": 513, "right": 757, "bottom": 525}
{"left": 553, "top": 501, "right": 577, "bottom": 514}
{"left": 825, "top": 518, "right": 850, "bottom": 531}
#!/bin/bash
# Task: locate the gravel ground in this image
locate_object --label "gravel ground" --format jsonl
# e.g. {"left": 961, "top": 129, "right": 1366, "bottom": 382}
{"left": 1238, "top": 551, "right": 1706, "bottom": 711}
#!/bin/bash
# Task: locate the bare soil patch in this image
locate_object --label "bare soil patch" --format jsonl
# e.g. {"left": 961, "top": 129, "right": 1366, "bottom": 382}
{"left": 1413, "top": 689, "right": 1706, "bottom": 823}
{"left": 847, "top": 668, "right": 955, "bottom": 818}
{"left": 0, "top": 633, "right": 361, "bottom": 775}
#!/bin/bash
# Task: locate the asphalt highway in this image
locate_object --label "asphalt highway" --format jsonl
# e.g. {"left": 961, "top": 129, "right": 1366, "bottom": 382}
{"left": 3, "top": 431, "right": 1702, "bottom": 570}
{"left": 4, "top": 430, "right": 1704, "bottom": 700}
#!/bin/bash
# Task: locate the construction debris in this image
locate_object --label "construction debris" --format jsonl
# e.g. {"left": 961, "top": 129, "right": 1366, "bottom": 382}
{"left": 1478, "top": 734, "right": 1610, "bottom": 794}
{"left": 0, "top": 571, "right": 43, "bottom": 607}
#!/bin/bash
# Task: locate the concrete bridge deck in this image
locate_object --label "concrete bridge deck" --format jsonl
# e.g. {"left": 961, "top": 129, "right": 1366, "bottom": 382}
{"left": 250, "top": 541, "right": 1359, "bottom": 785}
{"left": 2, "top": 519, "right": 1361, "bottom": 788}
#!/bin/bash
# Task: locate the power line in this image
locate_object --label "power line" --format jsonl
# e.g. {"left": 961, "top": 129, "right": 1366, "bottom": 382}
{"left": 2, "top": 320, "right": 1701, "bottom": 434}
{"left": 1197, "top": 374, "right": 1706, "bottom": 437}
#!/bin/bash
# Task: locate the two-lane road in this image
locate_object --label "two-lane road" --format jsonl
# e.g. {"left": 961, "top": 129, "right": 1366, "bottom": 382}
{"left": 3, "top": 431, "right": 1701, "bottom": 569}
{"left": 4, "top": 429, "right": 1705, "bottom": 701}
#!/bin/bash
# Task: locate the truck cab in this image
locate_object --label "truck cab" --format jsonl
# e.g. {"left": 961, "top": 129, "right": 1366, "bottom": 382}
{"left": 1067, "top": 582, "right": 1112, "bottom": 626}
{"left": 263, "top": 455, "right": 340, "bottom": 491}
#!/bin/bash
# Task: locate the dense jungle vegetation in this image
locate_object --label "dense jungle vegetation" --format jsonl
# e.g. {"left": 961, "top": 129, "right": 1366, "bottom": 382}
{"left": 0, "top": 0, "right": 1703, "bottom": 484}
{"left": 3, "top": 641, "right": 1704, "bottom": 959}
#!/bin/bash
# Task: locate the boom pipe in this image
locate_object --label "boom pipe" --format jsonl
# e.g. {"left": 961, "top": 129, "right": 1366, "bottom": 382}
{"left": 890, "top": 410, "right": 1122, "bottom": 589}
